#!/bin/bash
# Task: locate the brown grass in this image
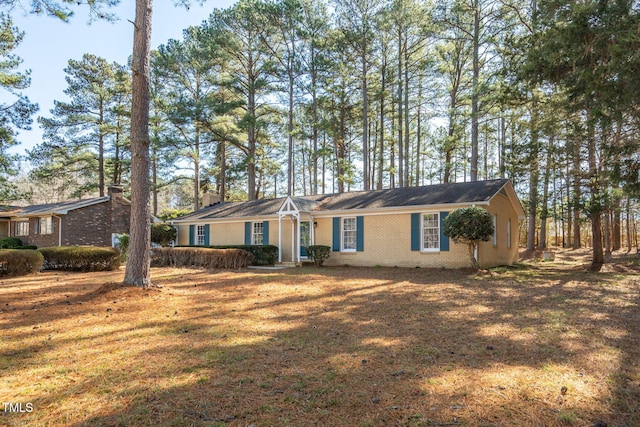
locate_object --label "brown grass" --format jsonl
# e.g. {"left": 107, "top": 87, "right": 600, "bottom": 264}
{"left": 1, "top": 249, "right": 639, "bottom": 427}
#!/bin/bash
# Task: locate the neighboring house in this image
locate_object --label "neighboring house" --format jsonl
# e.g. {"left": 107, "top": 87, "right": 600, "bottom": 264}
{"left": 172, "top": 179, "right": 525, "bottom": 269}
{"left": 0, "top": 186, "right": 131, "bottom": 248}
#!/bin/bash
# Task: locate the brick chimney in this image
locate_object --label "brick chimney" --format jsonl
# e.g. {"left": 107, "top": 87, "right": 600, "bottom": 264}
{"left": 108, "top": 185, "right": 124, "bottom": 200}
{"left": 202, "top": 192, "right": 221, "bottom": 208}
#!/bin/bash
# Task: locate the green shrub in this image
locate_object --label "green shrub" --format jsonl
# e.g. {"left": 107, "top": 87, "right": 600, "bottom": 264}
{"left": 38, "top": 246, "right": 121, "bottom": 272}
{"left": 0, "top": 249, "right": 44, "bottom": 276}
{"left": 151, "top": 247, "right": 253, "bottom": 269}
{"left": 306, "top": 245, "right": 331, "bottom": 266}
{"left": 115, "top": 234, "right": 129, "bottom": 261}
{"left": 443, "top": 206, "right": 494, "bottom": 269}
{"left": 0, "top": 237, "right": 23, "bottom": 249}
{"left": 151, "top": 223, "right": 177, "bottom": 247}
{"left": 181, "top": 245, "right": 278, "bottom": 265}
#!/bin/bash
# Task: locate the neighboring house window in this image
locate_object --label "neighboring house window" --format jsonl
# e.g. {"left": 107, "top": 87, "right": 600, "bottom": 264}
{"left": 37, "top": 217, "right": 54, "bottom": 235}
{"left": 422, "top": 213, "right": 440, "bottom": 251}
{"left": 506, "top": 219, "right": 512, "bottom": 248}
{"left": 342, "top": 217, "right": 357, "bottom": 252}
{"left": 492, "top": 215, "right": 497, "bottom": 246}
{"left": 15, "top": 220, "right": 29, "bottom": 236}
{"left": 196, "top": 225, "right": 206, "bottom": 246}
{"left": 252, "top": 222, "right": 264, "bottom": 245}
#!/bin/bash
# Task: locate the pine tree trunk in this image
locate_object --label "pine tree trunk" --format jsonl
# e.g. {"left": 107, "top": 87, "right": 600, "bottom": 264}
{"left": 470, "top": 2, "right": 480, "bottom": 182}
{"left": 124, "top": 0, "right": 153, "bottom": 287}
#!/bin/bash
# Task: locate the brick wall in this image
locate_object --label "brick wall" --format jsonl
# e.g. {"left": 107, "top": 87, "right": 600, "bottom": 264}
{"left": 315, "top": 213, "right": 471, "bottom": 268}
{"left": 175, "top": 198, "right": 521, "bottom": 269}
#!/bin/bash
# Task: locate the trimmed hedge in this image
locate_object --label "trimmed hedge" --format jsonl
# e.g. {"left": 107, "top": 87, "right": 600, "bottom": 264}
{"left": 39, "top": 246, "right": 121, "bottom": 272}
{"left": 306, "top": 245, "right": 331, "bottom": 266}
{"left": 0, "top": 249, "right": 44, "bottom": 276}
{"left": 180, "top": 245, "right": 278, "bottom": 265}
{"left": 151, "top": 247, "right": 253, "bottom": 269}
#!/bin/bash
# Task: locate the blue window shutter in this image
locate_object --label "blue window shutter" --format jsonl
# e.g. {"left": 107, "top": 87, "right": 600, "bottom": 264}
{"left": 263, "top": 221, "right": 269, "bottom": 245}
{"left": 356, "top": 216, "right": 364, "bottom": 252}
{"left": 245, "top": 222, "right": 251, "bottom": 245}
{"left": 440, "top": 212, "right": 449, "bottom": 251}
{"left": 189, "top": 225, "right": 195, "bottom": 246}
{"left": 332, "top": 217, "right": 341, "bottom": 252}
{"left": 410, "top": 213, "right": 420, "bottom": 251}
{"left": 204, "top": 224, "right": 210, "bottom": 246}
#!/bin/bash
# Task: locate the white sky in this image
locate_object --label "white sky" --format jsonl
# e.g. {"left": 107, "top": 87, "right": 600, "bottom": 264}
{"left": 9, "top": 0, "right": 237, "bottom": 157}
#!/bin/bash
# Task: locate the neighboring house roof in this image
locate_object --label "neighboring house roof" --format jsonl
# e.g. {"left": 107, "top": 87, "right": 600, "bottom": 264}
{"left": 0, "top": 196, "right": 125, "bottom": 218}
{"left": 174, "top": 179, "right": 523, "bottom": 222}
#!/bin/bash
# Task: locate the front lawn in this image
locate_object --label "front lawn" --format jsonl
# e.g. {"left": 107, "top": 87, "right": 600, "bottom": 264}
{"left": 1, "top": 250, "right": 639, "bottom": 426}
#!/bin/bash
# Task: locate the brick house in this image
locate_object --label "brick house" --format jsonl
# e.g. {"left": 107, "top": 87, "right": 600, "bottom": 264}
{"left": 0, "top": 186, "right": 131, "bottom": 248}
{"left": 171, "top": 179, "right": 525, "bottom": 269}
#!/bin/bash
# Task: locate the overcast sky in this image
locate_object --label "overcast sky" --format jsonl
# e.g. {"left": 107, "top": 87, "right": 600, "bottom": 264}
{"left": 9, "top": 0, "right": 237, "bottom": 158}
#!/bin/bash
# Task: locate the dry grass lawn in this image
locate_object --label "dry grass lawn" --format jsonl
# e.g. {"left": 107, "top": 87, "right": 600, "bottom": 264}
{"left": 1, "top": 249, "right": 639, "bottom": 427}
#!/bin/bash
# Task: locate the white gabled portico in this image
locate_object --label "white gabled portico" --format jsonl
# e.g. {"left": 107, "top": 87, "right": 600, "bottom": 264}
{"left": 278, "top": 196, "right": 315, "bottom": 263}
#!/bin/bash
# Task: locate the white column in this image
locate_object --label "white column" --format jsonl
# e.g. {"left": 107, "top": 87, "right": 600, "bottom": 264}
{"left": 296, "top": 214, "right": 301, "bottom": 263}
{"left": 290, "top": 217, "right": 295, "bottom": 262}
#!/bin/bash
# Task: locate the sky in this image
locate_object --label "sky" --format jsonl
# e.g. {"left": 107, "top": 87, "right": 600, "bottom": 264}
{"left": 8, "top": 0, "right": 237, "bottom": 158}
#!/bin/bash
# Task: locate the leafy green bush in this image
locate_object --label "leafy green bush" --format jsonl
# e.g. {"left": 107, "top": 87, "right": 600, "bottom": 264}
{"left": 443, "top": 206, "right": 494, "bottom": 269}
{"left": 38, "top": 246, "right": 121, "bottom": 272}
{"left": 151, "top": 223, "right": 177, "bottom": 247}
{"left": 0, "top": 249, "right": 44, "bottom": 276}
{"left": 306, "top": 245, "right": 331, "bottom": 266}
{"left": 151, "top": 247, "right": 253, "bottom": 269}
{"left": 115, "top": 234, "right": 129, "bottom": 261}
{"left": 0, "top": 237, "right": 24, "bottom": 249}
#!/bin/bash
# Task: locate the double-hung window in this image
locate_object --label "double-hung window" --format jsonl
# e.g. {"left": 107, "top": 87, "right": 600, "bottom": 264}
{"left": 422, "top": 213, "right": 440, "bottom": 251}
{"left": 15, "top": 220, "right": 29, "bottom": 237}
{"left": 196, "top": 225, "right": 206, "bottom": 246}
{"left": 37, "top": 217, "right": 53, "bottom": 235}
{"left": 252, "top": 222, "right": 264, "bottom": 245}
{"left": 342, "top": 217, "right": 357, "bottom": 252}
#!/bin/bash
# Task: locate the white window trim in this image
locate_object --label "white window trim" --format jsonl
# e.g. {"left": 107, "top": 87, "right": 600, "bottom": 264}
{"left": 252, "top": 222, "right": 264, "bottom": 245}
{"left": 421, "top": 212, "right": 440, "bottom": 252}
{"left": 15, "top": 220, "right": 29, "bottom": 237}
{"left": 196, "top": 225, "right": 206, "bottom": 246}
{"left": 506, "top": 219, "right": 512, "bottom": 248}
{"left": 37, "top": 216, "right": 54, "bottom": 235}
{"left": 341, "top": 217, "right": 357, "bottom": 252}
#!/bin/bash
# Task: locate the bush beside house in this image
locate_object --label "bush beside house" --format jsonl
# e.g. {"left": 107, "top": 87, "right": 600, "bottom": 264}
{"left": 0, "top": 249, "right": 44, "bottom": 276}
{"left": 39, "top": 247, "right": 121, "bottom": 272}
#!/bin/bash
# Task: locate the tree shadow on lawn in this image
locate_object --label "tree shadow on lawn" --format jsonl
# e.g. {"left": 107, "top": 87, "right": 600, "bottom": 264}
{"left": 2, "top": 264, "right": 639, "bottom": 426}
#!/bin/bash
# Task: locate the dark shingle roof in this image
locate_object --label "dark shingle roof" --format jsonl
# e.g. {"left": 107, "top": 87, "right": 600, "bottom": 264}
{"left": 316, "top": 179, "right": 509, "bottom": 210}
{"left": 0, "top": 197, "right": 111, "bottom": 217}
{"left": 175, "top": 179, "right": 512, "bottom": 221}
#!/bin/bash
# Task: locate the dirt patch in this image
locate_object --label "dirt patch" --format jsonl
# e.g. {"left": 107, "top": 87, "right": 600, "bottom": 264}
{"left": 1, "top": 251, "right": 639, "bottom": 426}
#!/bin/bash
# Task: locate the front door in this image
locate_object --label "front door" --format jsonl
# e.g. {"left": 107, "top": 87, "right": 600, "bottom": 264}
{"left": 300, "top": 221, "right": 311, "bottom": 258}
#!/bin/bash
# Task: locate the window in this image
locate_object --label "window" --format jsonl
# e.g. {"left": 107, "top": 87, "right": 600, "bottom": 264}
{"left": 422, "top": 213, "right": 440, "bottom": 251}
{"left": 342, "top": 217, "right": 357, "bottom": 251}
{"left": 15, "top": 220, "right": 29, "bottom": 237}
{"left": 506, "top": 219, "right": 512, "bottom": 248}
{"left": 196, "top": 225, "right": 206, "bottom": 246}
{"left": 37, "top": 217, "right": 53, "bottom": 235}
{"left": 492, "top": 215, "right": 497, "bottom": 246}
{"left": 252, "top": 222, "right": 264, "bottom": 245}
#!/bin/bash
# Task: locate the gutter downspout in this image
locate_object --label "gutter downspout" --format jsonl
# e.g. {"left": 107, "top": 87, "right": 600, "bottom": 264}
{"left": 53, "top": 214, "right": 62, "bottom": 246}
